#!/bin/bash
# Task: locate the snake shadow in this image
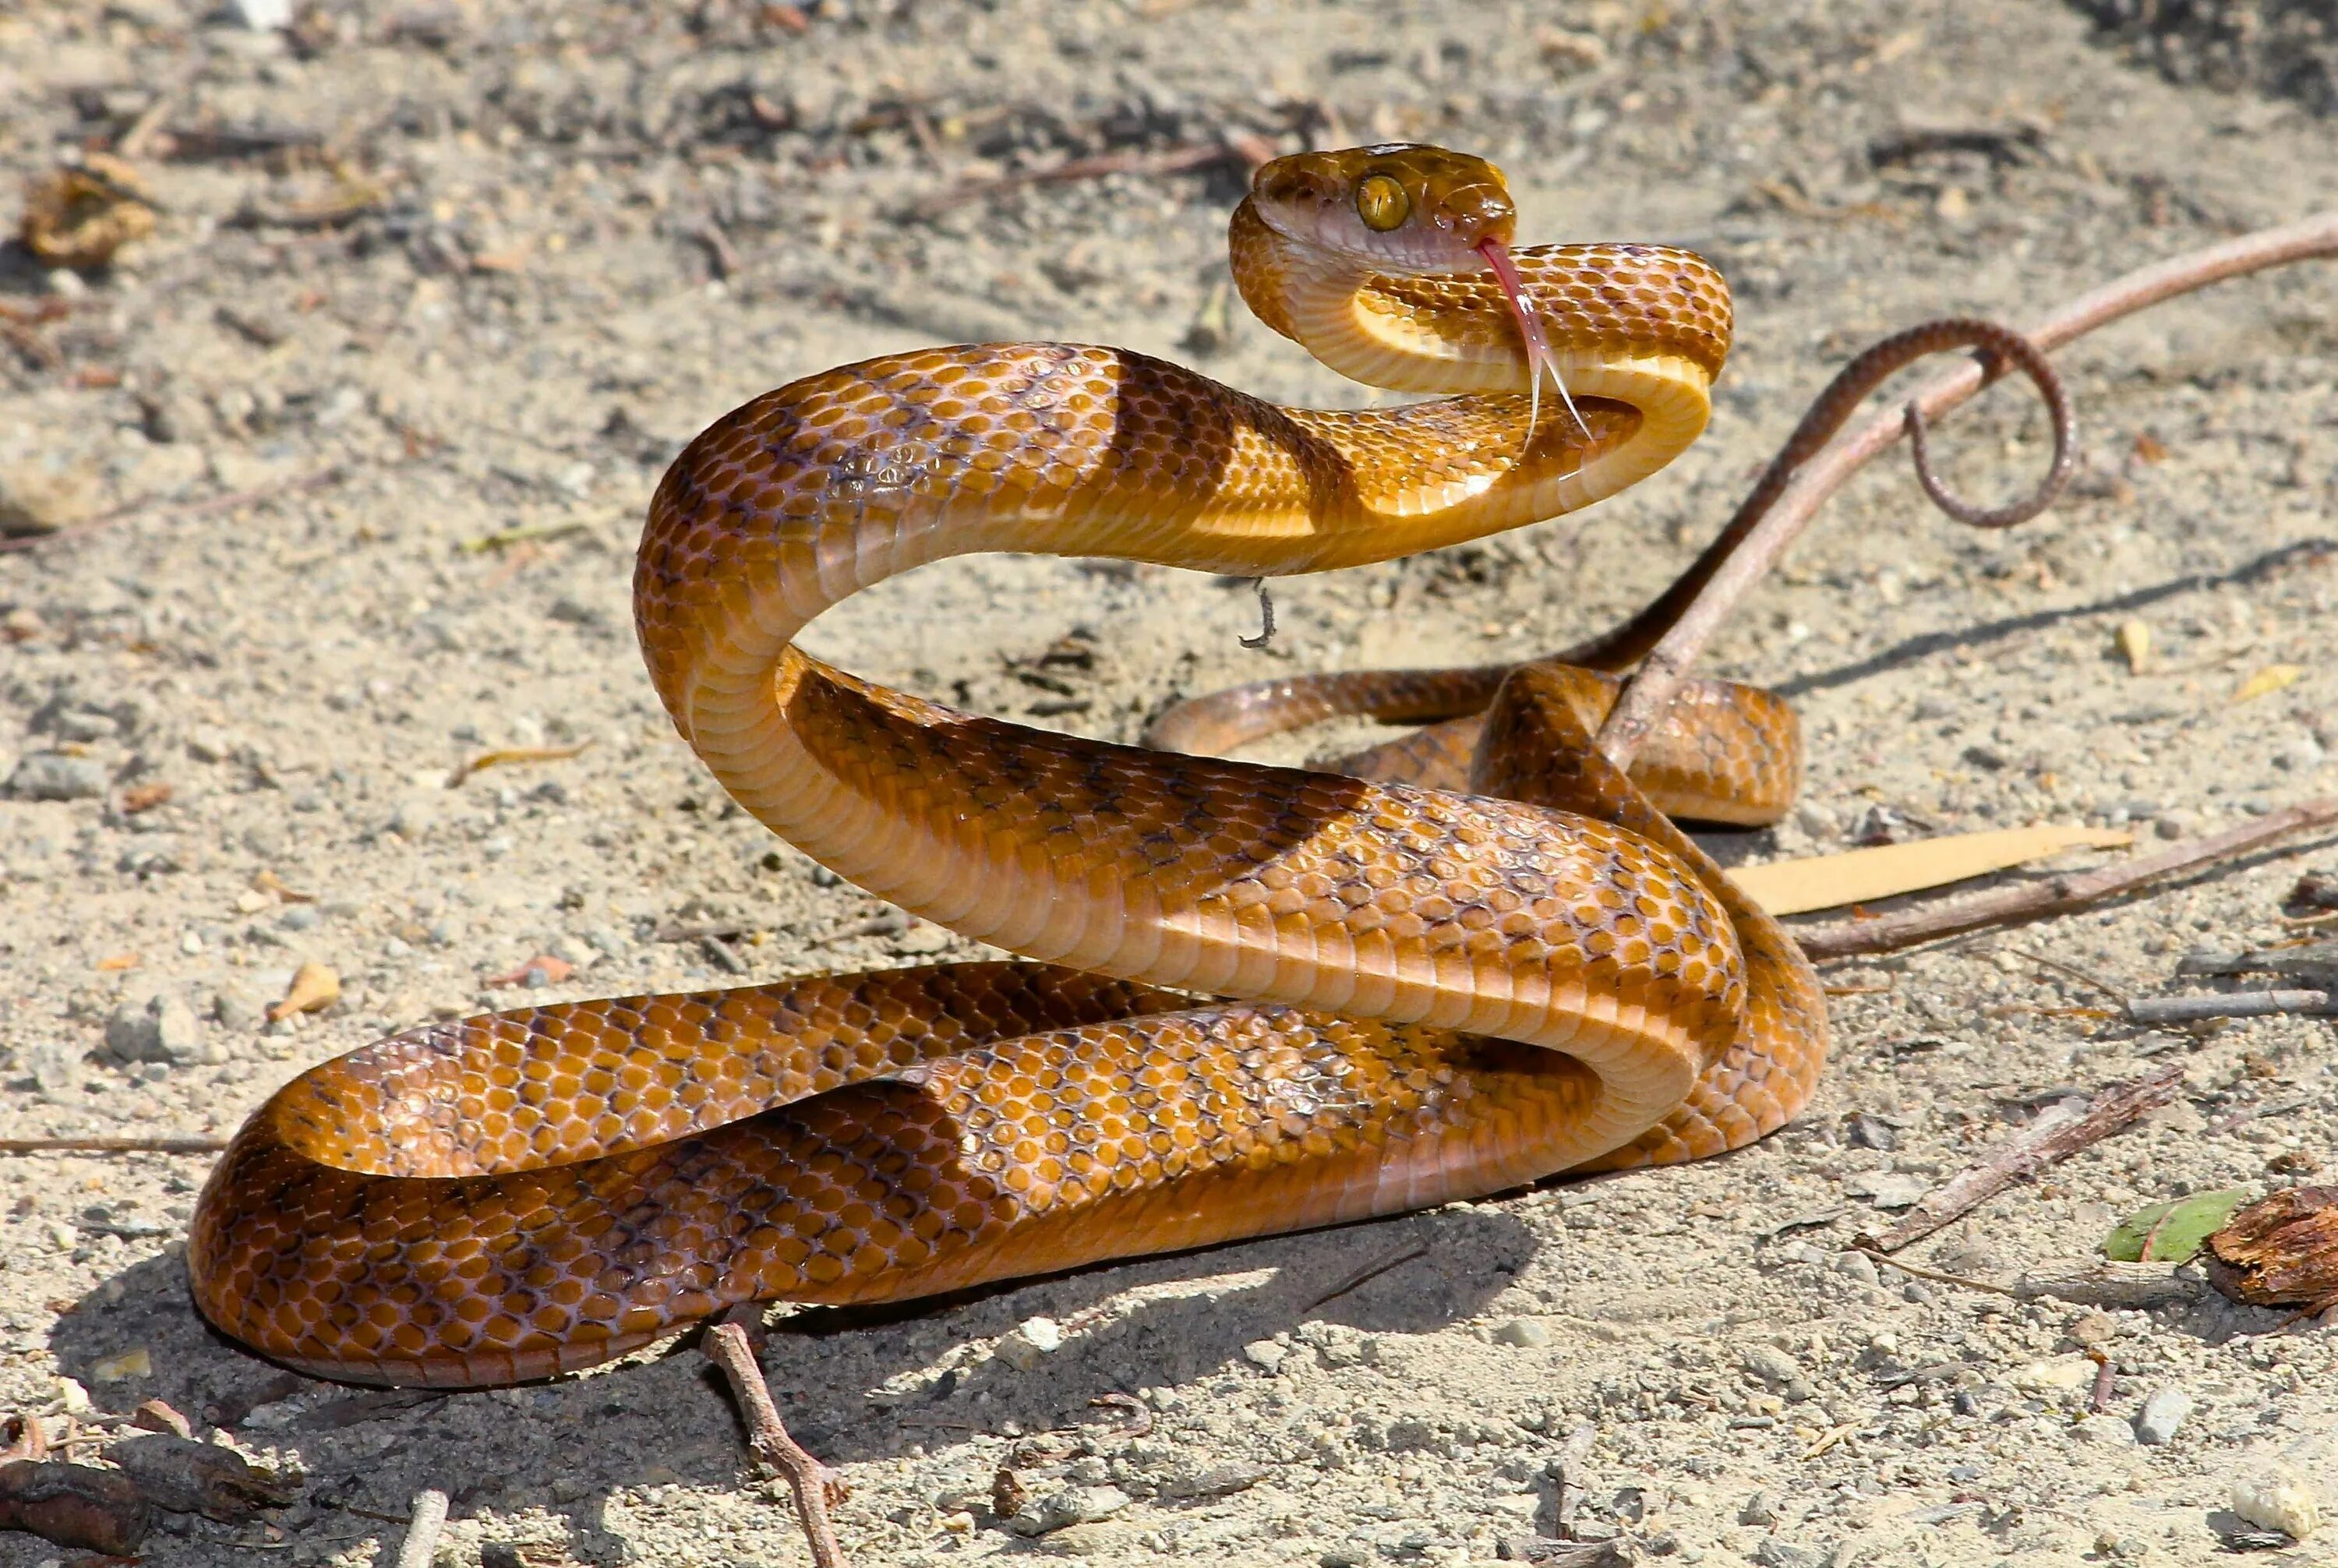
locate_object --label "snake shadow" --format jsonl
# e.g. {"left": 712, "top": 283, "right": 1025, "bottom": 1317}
{"left": 760, "top": 1197, "right": 1537, "bottom": 1458}
{"left": 44, "top": 1200, "right": 1533, "bottom": 1560}
{"left": 1771, "top": 535, "right": 2336, "bottom": 698}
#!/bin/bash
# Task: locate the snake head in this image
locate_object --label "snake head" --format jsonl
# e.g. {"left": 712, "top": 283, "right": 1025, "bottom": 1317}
{"left": 1248, "top": 143, "right": 1519, "bottom": 273}
{"left": 1250, "top": 143, "right": 1584, "bottom": 447}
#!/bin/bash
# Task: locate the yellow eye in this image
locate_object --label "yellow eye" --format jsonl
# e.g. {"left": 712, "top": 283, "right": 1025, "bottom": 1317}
{"left": 1354, "top": 173, "right": 1410, "bottom": 233}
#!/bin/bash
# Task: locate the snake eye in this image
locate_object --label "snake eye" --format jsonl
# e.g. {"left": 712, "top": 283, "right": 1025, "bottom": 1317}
{"left": 1354, "top": 173, "right": 1410, "bottom": 233}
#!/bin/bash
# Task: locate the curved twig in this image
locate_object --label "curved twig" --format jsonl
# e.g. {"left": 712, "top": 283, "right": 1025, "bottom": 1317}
{"left": 1594, "top": 211, "right": 2338, "bottom": 769}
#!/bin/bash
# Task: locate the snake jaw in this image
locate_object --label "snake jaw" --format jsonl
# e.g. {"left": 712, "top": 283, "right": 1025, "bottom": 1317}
{"left": 1476, "top": 237, "right": 1595, "bottom": 455}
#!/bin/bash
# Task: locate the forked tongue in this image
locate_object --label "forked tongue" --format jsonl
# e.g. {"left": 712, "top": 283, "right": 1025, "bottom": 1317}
{"left": 1475, "top": 237, "right": 1592, "bottom": 451}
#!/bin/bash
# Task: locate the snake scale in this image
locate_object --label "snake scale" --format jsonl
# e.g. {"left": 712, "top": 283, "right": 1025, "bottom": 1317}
{"left": 189, "top": 144, "right": 1833, "bottom": 1388}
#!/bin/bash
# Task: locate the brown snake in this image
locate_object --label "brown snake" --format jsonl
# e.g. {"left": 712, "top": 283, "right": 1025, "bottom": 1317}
{"left": 188, "top": 145, "right": 2069, "bottom": 1387}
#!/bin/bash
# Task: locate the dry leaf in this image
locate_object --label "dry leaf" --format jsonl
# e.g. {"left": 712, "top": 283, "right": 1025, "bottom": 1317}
{"left": 249, "top": 869, "right": 315, "bottom": 904}
{"left": 2115, "top": 619, "right": 2151, "bottom": 674}
{"left": 19, "top": 154, "right": 157, "bottom": 269}
{"left": 1729, "top": 825, "right": 2134, "bottom": 916}
{"left": 485, "top": 954, "right": 575, "bottom": 987}
{"left": 447, "top": 740, "right": 592, "bottom": 786}
{"left": 118, "top": 782, "right": 172, "bottom": 814}
{"left": 267, "top": 962, "right": 341, "bottom": 1021}
{"left": 2232, "top": 664, "right": 2304, "bottom": 705}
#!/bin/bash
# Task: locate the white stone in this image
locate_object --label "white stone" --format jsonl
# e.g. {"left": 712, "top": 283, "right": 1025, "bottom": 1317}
{"left": 2071, "top": 1414, "right": 2135, "bottom": 1447}
{"left": 994, "top": 1315, "right": 1061, "bottom": 1371}
{"left": 2135, "top": 1386, "right": 2193, "bottom": 1446}
{"left": 2012, "top": 1355, "right": 2096, "bottom": 1393}
{"left": 2230, "top": 1462, "right": 2320, "bottom": 1539}
{"left": 225, "top": 0, "right": 293, "bottom": 27}
{"left": 1492, "top": 1318, "right": 1552, "bottom": 1349}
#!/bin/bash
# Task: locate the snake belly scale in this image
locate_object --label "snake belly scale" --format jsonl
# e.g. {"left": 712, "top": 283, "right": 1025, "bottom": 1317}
{"left": 189, "top": 144, "right": 1827, "bottom": 1388}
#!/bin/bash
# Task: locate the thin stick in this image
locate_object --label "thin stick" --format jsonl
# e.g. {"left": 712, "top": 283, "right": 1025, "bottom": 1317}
{"left": 1303, "top": 1242, "right": 1429, "bottom": 1310}
{"left": 1594, "top": 212, "right": 2338, "bottom": 768}
{"left": 2126, "top": 989, "right": 2336, "bottom": 1026}
{"left": 0, "top": 465, "right": 347, "bottom": 555}
{"left": 1795, "top": 797, "right": 2338, "bottom": 959}
{"left": 1849, "top": 1245, "right": 2016, "bottom": 1298}
{"left": 703, "top": 1321, "right": 849, "bottom": 1568}
{"left": 909, "top": 141, "right": 1241, "bottom": 219}
{"left": 0, "top": 1135, "right": 230, "bottom": 1155}
{"left": 1859, "top": 1064, "right": 2183, "bottom": 1253}
{"left": 392, "top": 1489, "right": 448, "bottom": 1568}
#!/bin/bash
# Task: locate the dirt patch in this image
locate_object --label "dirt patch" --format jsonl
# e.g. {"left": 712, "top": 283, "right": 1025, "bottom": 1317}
{"left": 3, "top": 2, "right": 2335, "bottom": 1565}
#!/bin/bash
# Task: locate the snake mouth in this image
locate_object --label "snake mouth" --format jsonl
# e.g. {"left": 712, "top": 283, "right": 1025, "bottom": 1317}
{"left": 1476, "top": 237, "right": 1593, "bottom": 447}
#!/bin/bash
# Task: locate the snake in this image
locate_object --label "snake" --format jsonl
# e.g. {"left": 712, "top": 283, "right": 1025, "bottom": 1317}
{"left": 186, "top": 143, "right": 2062, "bottom": 1389}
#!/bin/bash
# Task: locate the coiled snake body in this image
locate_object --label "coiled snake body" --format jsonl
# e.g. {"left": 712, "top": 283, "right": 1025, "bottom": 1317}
{"left": 190, "top": 146, "right": 1828, "bottom": 1387}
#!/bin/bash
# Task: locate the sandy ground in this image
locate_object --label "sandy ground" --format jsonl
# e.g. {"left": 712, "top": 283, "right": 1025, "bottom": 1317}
{"left": 4, "top": 1, "right": 2338, "bottom": 1564}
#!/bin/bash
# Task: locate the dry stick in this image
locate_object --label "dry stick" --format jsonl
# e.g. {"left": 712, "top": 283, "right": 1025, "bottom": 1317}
{"left": 704, "top": 1321, "right": 849, "bottom": 1568}
{"left": 2128, "top": 989, "right": 2338, "bottom": 1026}
{"left": 0, "top": 1135, "right": 230, "bottom": 1155}
{"left": 1859, "top": 1062, "right": 2184, "bottom": 1254}
{"left": 909, "top": 140, "right": 1241, "bottom": 219}
{"left": 1796, "top": 796, "right": 2338, "bottom": 959}
{"left": 392, "top": 1489, "right": 449, "bottom": 1568}
{"left": 1593, "top": 210, "right": 2338, "bottom": 771}
{"left": 0, "top": 464, "right": 347, "bottom": 555}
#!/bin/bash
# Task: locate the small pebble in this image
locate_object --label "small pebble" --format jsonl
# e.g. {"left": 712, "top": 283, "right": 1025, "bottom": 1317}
{"left": 7, "top": 752, "right": 108, "bottom": 801}
{"left": 1010, "top": 1484, "right": 1130, "bottom": 1536}
{"left": 2071, "top": 1414, "right": 2136, "bottom": 1447}
{"left": 2013, "top": 1355, "right": 2096, "bottom": 1393}
{"left": 994, "top": 1315, "right": 1061, "bottom": 1372}
{"left": 1492, "top": 1318, "right": 1551, "bottom": 1349}
{"left": 2229, "top": 1461, "right": 2320, "bottom": 1539}
{"left": 2066, "top": 1311, "right": 2119, "bottom": 1347}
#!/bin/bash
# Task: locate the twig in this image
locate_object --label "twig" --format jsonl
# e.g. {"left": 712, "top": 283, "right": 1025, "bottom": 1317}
{"left": 1591, "top": 212, "right": 2338, "bottom": 768}
{"left": 1859, "top": 1064, "right": 2183, "bottom": 1253}
{"left": 446, "top": 741, "right": 592, "bottom": 786}
{"left": 2087, "top": 1349, "right": 2115, "bottom": 1414}
{"left": 1795, "top": 797, "right": 2338, "bottom": 958}
{"left": 1849, "top": 1245, "right": 2015, "bottom": 1298}
{"left": 0, "top": 1136, "right": 229, "bottom": 1155}
{"left": 457, "top": 519, "right": 589, "bottom": 553}
{"left": 1302, "top": 1242, "right": 1429, "bottom": 1310}
{"left": 692, "top": 217, "right": 741, "bottom": 281}
{"left": 908, "top": 140, "right": 1241, "bottom": 219}
{"left": 1238, "top": 577, "right": 1277, "bottom": 651}
{"left": 0, "top": 466, "right": 347, "bottom": 555}
{"left": 392, "top": 1489, "right": 447, "bottom": 1568}
{"left": 2127, "top": 990, "right": 2336, "bottom": 1026}
{"left": 703, "top": 1322, "right": 849, "bottom": 1568}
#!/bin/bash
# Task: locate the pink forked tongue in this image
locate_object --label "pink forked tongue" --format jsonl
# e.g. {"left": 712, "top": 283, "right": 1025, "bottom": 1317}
{"left": 1476, "top": 238, "right": 1592, "bottom": 450}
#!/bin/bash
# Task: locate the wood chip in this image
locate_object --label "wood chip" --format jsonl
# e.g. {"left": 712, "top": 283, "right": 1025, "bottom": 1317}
{"left": 484, "top": 954, "right": 574, "bottom": 987}
{"left": 1729, "top": 825, "right": 2133, "bottom": 916}
{"left": 2204, "top": 1186, "right": 2338, "bottom": 1314}
{"left": 267, "top": 962, "right": 340, "bottom": 1021}
{"left": 2232, "top": 663, "right": 2304, "bottom": 705}
{"left": 447, "top": 740, "right": 591, "bottom": 786}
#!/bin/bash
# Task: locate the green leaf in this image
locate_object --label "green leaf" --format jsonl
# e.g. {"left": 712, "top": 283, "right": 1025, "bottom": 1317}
{"left": 2102, "top": 1190, "right": 2250, "bottom": 1263}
